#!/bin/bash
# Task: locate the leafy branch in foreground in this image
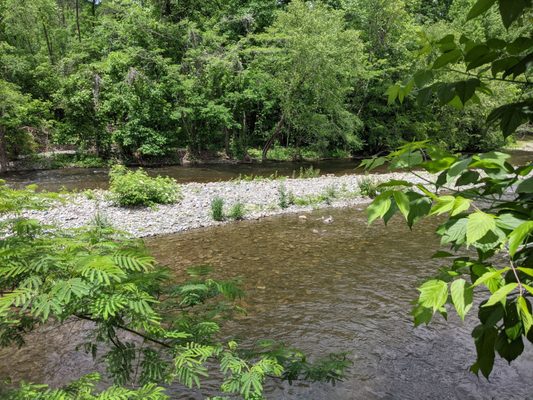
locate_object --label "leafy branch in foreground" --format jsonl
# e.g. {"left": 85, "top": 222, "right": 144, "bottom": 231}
{"left": 364, "top": 141, "right": 532, "bottom": 378}
{"left": 0, "top": 185, "right": 348, "bottom": 399}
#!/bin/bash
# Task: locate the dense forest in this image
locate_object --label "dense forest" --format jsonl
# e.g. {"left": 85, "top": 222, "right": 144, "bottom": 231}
{"left": 0, "top": 0, "right": 525, "bottom": 171}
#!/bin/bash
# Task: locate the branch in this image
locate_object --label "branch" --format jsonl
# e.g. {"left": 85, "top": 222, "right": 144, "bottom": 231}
{"left": 444, "top": 67, "right": 533, "bottom": 86}
{"left": 75, "top": 314, "right": 172, "bottom": 349}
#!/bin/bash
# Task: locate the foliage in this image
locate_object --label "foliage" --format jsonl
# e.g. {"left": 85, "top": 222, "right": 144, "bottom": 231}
{"left": 0, "top": 0, "right": 521, "bottom": 169}
{"left": 211, "top": 197, "right": 225, "bottom": 221}
{"left": 277, "top": 184, "right": 292, "bottom": 209}
{"left": 108, "top": 165, "right": 181, "bottom": 207}
{"left": 365, "top": 141, "right": 532, "bottom": 378}
{"left": 364, "top": 0, "right": 533, "bottom": 380}
{"left": 0, "top": 185, "right": 349, "bottom": 398}
{"left": 295, "top": 166, "right": 321, "bottom": 179}
{"left": 357, "top": 176, "right": 381, "bottom": 198}
{"left": 228, "top": 202, "right": 246, "bottom": 221}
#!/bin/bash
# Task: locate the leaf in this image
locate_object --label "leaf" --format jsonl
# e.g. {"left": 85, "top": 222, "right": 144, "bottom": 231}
{"left": 432, "top": 49, "right": 462, "bottom": 69}
{"left": 517, "top": 297, "right": 533, "bottom": 334}
{"left": 495, "top": 332, "right": 524, "bottom": 363}
{"left": 451, "top": 197, "right": 471, "bottom": 216}
{"left": 451, "top": 279, "right": 473, "bottom": 320}
{"left": 386, "top": 84, "right": 400, "bottom": 104}
{"left": 498, "top": 0, "right": 530, "bottom": 28}
{"left": 413, "top": 70, "right": 433, "bottom": 87}
{"left": 470, "top": 324, "right": 497, "bottom": 379}
{"left": 430, "top": 195, "right": 455, "bottom": 215}
{"left": 483, "top": 283, "right": 517, "bottom": 307}
{"left": 466, "top": 211, "right": 496, "bottom": 245}
{"left": 366, "top": 192, "right": 392, "bottom": 224}
{"left": 508, "top": 221, "right": 533, "bottom": 256}
{"left": 393, "top": 191, "right": 410, "bottom": 220}
{"left": 456, "top": 170, "right": 480, "bottom": 186}
{"left": 517, "top": 177, "right": 533, "bottom": 193}
{"left": 472, "top": 268, "right": 509, "bottom": 287}
{"left": 467, "top": 0, "right": 497, "bottom": 20}
{"left": 454, "top": 79, "right": 480, "bottom": 106}
{"left": 507, "top": 37, "right": 533, "bottom": 55}
{"left": 418, "top": 279, "right": 448, "bottom": 312}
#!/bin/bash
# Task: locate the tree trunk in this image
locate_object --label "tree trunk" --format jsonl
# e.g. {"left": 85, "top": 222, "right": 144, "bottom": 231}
{"left": 0, "top": 127, "right": 9, "bottom": 173}
{"left": 262, "top": 115, "right": 284, "bottom": 161}
{"left": 75, "top": 0, "right": 81, "bottom": 42}
{"left": 224, "top": 127, "right": 231, "bottom": 158}
{"left": 92, "top": 0, "right": 96, "bottom": 17}
{"left": 42, "top": 23, "right": 53, "bottom": 63}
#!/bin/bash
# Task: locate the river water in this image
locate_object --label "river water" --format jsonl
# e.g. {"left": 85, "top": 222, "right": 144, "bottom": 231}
{"left": 2, "top": 148, "right": 531, "bottom": 192}
{"left": 1, "top": 207, "right": 532, "bottom": 399}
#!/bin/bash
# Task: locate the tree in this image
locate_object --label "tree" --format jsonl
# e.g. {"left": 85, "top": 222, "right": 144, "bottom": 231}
{"left": 0, "top": 80, "right": 46, "bottom": 172}
{"left": 253, "top": 0, "right": 367, "bottom": 159}
{"left": 365, "top": 0, "right": 533, "bottom": 378}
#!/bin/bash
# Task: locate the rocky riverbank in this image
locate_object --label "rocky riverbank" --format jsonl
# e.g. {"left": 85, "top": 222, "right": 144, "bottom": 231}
{"left": 23, "top": 172, "right": 432, "bottom": 237}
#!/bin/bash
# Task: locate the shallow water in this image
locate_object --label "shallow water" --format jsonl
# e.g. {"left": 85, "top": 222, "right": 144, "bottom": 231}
{"left": 2, "top": 148, "right": 531, "bottom": 192}
{"left": 1, "top": 207, "right": 532, "bottom": 399}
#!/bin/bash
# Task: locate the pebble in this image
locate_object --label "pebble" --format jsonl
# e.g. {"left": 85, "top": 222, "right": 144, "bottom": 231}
{"left": 17, "top": 172, "right": 432, "bottom": 238}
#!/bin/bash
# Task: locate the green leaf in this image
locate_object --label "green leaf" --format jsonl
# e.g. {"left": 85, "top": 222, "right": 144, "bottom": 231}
{"left": 483, "top": 283, "right": 517, "bottom": 307}
{"left": 454, "top": 79, "right": 480, "bottom": 106}
{"left": 413, "top": 70, "right": 434, "bottom": 87}
{"left": 451, "top": 197, "right": 471, "bottom": 216}
{"left": 418, "top": 279, "right": 448, "bottom": 312}
{"left": 466, "top": 211, "right": 496, "bottom": 245}
{"left": 467, "top": 0, "right": 497, "bottom": 20}
{"left": 498, "top": 0, "right": 530, "bottom": 28}
{"left": 367, "top": 192, "right": 392, "bottom": 224}
{"left": 430, "top": 195, "right": 455, "bottom": 215}
{"left": 432, "top": 49, "right": 462, "bottom": 69}
{"left": 386, "top": 84, "right": 400, "bottom": 104}
{"left": 517, "top": 177, "right": 533, "bottom": 193}
{"left": 507, "top": 37, "right": 533, "bottom": 55}
{"left": 450, "top": 279, "right": 473, "bottom": 320}
{"left": 517, "top": 297, "right": 533, "bottom": 334}
{"left": 456, "top": 170, "right": 480, "bottom": 186}
{"left": 393, "top": 191, "right": 410, "bottom": 220}
{"left": 470, "top": 324, "right": 497, "bottom": 378}
{"left": 473, "top": 268, "right": 509, "bottom": 287}
{"left": 508, "top": 221, "right": 533, "bottom": 256}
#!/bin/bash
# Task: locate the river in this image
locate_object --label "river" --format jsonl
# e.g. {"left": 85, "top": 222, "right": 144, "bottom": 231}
{"left": 1, "top": 207, "right": 532, "bottom": 399}
{"left": 1, "top": 148, "right": 531, "bottom": 192}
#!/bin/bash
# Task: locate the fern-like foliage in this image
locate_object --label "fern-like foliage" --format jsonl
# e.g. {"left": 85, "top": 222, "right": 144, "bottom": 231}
{"left": 0, "top": 184, "right": 348, "bottom": 398}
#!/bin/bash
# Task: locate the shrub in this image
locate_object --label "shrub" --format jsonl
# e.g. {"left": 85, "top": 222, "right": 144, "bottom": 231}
{"left": 211, "top": 197, "right": 225, "bottom": 221}
{"left": 294, "top": 166, "right": 320, "bottom": 179}
{"left": 228, "top": 202, "right": 246, "bottom": 220}
{"left": 358, "top": 176, "right": 380, "bottom": 198}
{"left": 108, "top": 165, "right": 180, "bottom": 207}
{"left": 278, "top": 184, "right": 293, "bottom": 209}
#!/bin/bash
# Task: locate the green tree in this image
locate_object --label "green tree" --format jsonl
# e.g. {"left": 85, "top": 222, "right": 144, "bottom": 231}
{"left": 253, "top": 0, "right": 367, "bottom": 159}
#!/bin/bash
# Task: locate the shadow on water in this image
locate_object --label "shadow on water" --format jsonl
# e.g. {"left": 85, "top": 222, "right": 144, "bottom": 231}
{"left": 1, "top": 207, "right": 532, "bottom": 399}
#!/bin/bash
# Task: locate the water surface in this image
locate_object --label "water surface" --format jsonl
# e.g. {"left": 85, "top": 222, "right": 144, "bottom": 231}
{"left": 2, "top": 148, "right": 530, "bottom": 192}
{"left": 2, "top": 207, "right": 531, "bottom": 399}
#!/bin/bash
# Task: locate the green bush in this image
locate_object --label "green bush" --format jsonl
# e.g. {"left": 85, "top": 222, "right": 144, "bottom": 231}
{"left": 228, "top": 202, "right": 246, "bottom": 220}
{"left": 211, "top": 197, "right": 225, "bottom": 221}
{"left": 278, "top": 184, "right": 293, "bottom": 209}
{"left": 294, "top": 166, "right": 321, "bottom": 179}
{"left": 358, "top": 176, "right": 381, "bottom": 198}
{"left": 108, "top": 165, "right": 181, "bottom": 207}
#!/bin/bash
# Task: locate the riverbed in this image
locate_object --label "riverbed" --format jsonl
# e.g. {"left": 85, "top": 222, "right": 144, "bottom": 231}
{"left": 1, "top": 207, "right": 532, "bottom": 399}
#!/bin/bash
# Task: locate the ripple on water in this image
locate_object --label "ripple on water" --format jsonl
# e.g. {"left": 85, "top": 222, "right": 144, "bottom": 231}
{"left": 1, "top": 207, "right": 532, "bottom": 399}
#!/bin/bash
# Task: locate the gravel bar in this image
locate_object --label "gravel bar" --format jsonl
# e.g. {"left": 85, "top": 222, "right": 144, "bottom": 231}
{"left": 23, "top": 172, "right": 433, "bottom": 237}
